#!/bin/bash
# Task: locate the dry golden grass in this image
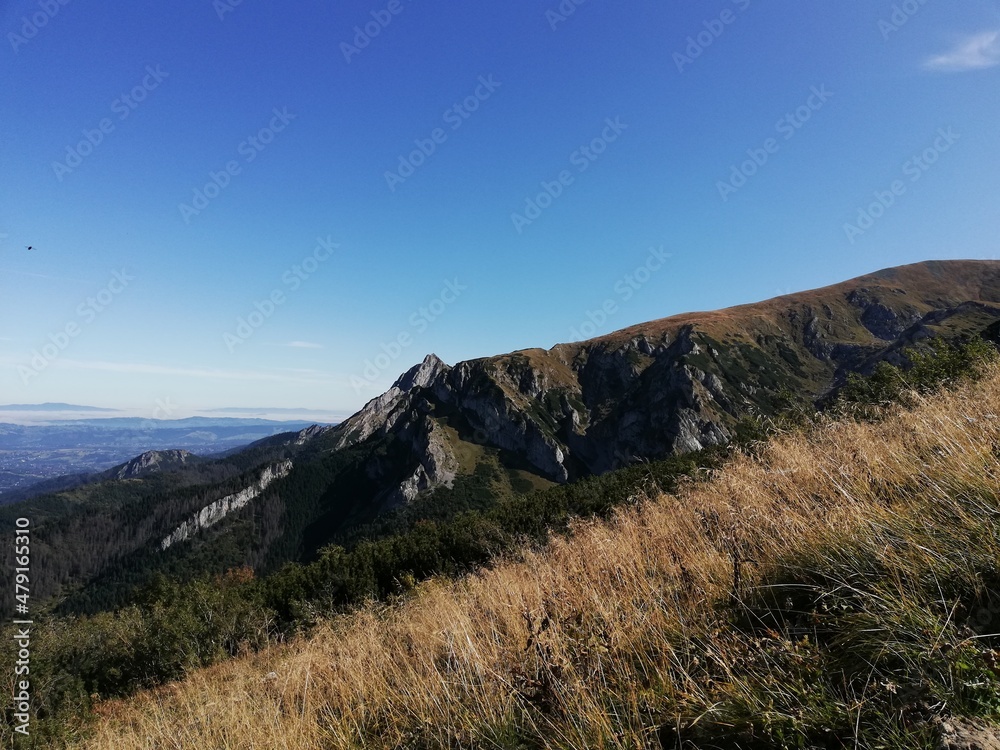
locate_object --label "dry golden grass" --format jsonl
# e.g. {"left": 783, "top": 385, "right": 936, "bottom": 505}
{"left": 77, "top": 365, "right": 1000, "bottom": 749}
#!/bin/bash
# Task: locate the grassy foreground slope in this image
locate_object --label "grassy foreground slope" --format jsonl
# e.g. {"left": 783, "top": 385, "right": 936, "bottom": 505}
{"left": 79, "top": 368, "right": 1000, "bottom": 749}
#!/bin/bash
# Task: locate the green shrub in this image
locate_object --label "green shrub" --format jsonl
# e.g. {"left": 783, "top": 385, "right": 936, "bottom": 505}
{"left": 837, "top": 336, "right": 997, "bottom": 415}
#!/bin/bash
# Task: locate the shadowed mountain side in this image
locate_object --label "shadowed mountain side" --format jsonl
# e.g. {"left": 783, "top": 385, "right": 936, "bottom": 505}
{"left": 319, "top": 259, "right": 1000, "bottom": 494}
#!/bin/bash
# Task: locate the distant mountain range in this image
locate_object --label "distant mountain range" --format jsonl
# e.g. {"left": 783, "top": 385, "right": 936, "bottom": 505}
{"left": 3, "top": 259, "right": 999, "bottom": 617}
{"left": 0, "top": 404, "right": 343, "bottom": 420}
{"left": 205, "top": 407, "right": 343, "bottom": 415}
{"left": 0, "top": 403, "right": 117, "bottom": 412}
{"left": 34, "top": 416, "right": 330, "bottom": 428}
{"left": 0, "top": 416, "right": 333, "bottom": 501}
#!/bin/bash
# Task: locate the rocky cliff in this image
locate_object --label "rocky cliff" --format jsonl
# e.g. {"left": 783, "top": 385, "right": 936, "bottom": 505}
{"left": 160, "top": 460, "right": 293, "bottom": 550}
{"left": 107, "top": 449, "right": 196, "bottom": 480}
{"left": 311, "top": 260, "right": 1000, "bottom": 501}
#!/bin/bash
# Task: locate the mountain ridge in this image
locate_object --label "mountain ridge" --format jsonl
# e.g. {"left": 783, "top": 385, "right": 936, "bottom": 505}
{"left": 315, "top": 259, "right": 1000, "bottom": 499}
{"left": 0, "top": 403, "right": 116, "bottom": 412}
{"left": 5, "top": 259, "right": 1000, "bottom": 616}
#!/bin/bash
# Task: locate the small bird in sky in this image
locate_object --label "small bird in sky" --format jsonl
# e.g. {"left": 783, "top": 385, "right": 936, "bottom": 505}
{"left": 25, "top": 246, "right": 34, "bottom": 251}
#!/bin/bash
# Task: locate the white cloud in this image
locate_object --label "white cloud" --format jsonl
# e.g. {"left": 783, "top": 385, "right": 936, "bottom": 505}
{"left": 274, "top": 367, "right": 325, "bottom": 374}
{"left": 924, "top": 30, "right": 1000, "bottom": 72}
{"left": 28, "top": 358, "right": 352, "bottom": 387}
{"left": 286, "top": 341, "right": 324, "bottom": 349}
{"left": 0, "top": 269, "right": 92, "bottom": 283}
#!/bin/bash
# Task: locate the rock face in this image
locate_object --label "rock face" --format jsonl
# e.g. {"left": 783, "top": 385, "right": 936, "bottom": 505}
{"left": 936, "top": 717, "right": 1000, "bottom": 750}
{"left": 306, "top": 261, "right": 1000, "bottom": 504}
{"left": 388, "top": 416, "right": 460, "bottom": 504}
{"left": 160, "top": 461, "right": 293, "bottom": 550}
{"left": 108, "top": 450, "right": 195, "bottom": 480}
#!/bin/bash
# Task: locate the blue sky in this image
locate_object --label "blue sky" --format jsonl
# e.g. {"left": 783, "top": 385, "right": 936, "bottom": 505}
{"left": 1, "top": 0, "right": 999, "bottom": 418}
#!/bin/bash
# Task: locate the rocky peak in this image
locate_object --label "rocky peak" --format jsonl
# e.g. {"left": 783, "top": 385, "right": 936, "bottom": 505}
{"left": 332, "top": 355, "right": 450, "bottom": 452}
{"left": 394, "top": 353, "right": 450, "bottom": 393}
{"left": 321, "top": 260, "right": 1000, "bottom": 509}
{"left": 110, "top": 450, "right": 194, "bottom": 480}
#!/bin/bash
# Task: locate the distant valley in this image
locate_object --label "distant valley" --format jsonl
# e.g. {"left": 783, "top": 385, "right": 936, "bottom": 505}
{"left": 0, "top": 415, "right": 332, "bottom": 501}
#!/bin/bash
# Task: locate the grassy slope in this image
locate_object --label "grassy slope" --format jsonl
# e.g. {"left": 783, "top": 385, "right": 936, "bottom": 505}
{"left": 68, "top": 364, "right": 1000, "bottom": 749}
{"left": 587, "top": 259, "right": 1000, "bottom": 348}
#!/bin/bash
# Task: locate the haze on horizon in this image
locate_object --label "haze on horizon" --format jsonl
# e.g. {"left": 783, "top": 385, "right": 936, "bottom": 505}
{"left": 2, "top": 0, "right": 999, "bottom": 416}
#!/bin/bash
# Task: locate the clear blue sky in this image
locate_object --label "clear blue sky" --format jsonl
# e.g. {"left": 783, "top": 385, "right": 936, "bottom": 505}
{"left": 2, "top": 0, "right": 999, "bottom": 418}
